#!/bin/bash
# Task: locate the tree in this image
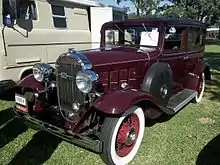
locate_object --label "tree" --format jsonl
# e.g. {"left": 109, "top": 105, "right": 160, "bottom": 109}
{"left": 116, "top": 0, "right": 158, "bottom": 17}
{"left": 139, "top": 0, "right": 158, "bottom": 17}
{"left": 162, "top": 0, "right": 220, "bottom": 25}
{"left": 116, "top": 0, "right": 142, "bottom": 17}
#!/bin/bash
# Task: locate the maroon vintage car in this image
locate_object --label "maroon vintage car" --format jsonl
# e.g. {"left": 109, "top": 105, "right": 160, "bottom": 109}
{"left": 13, "top": 17, "right": 211, "bottom": 165}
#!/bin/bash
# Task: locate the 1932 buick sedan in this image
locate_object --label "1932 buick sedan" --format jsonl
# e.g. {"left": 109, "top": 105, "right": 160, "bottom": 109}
{"left": 13, "top": 18, "right": 211, "bottom": 165}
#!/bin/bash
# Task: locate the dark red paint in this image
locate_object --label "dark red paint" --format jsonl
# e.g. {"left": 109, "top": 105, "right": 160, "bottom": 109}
{"left": 94, "top": 90, "right": 158, "bottom": 114}
{"left": 18, "top": 74, "right": 45, "bottom": 91}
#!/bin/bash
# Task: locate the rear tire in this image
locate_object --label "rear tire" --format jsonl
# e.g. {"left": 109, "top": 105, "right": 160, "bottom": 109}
{"left": 100, "top": 106, "right": 145, "bottom": 165}
{"left": 192, "top": 73, "right": 205, "bottom": 103}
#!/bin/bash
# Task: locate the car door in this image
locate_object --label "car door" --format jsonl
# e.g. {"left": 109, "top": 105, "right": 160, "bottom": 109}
{"left": 185, "top": 26, "right": 206, "bottom": 75}
{"left": 159, "top": 25, "right": 188, "bottom": 95}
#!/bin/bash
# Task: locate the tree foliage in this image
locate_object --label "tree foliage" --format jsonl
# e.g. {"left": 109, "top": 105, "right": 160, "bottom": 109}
{"left": 118, "top": 0, "right": 220, "bottom": 27}
{"left": 162, "top": 0, "right": 220, "bottom": 26}
{"left": 116, "top": 0, "right": 158, "bottom": 17}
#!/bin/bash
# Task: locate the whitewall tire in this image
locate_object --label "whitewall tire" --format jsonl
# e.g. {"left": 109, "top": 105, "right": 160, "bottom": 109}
{"left": 193, "top": 73, "right": 205, "bottom": 103}
{"left": 100, "top": 106, "right": 145, "bottom": 165}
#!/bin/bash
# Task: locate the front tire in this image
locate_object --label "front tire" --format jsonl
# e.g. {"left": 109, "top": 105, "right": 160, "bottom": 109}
{"left": 193, "top": 73, "right": 205, "bottom": 103}
{"left": 100, "top": 106, "right": 145, "bottom": 165}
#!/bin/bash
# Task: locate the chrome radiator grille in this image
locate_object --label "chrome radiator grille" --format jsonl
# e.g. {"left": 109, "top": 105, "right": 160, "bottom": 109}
{"left": 56, "top": 63, "right": 85, "bottom": 111}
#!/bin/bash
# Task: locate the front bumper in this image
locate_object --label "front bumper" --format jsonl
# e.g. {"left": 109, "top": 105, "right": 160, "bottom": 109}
{"left": 12, "top": 107, "right": 103, "bottom": 153}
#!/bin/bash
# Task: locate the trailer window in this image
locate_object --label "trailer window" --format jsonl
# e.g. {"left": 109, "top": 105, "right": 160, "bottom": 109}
{"left": 51, "top": 5, "right": 67, "bottom": 28}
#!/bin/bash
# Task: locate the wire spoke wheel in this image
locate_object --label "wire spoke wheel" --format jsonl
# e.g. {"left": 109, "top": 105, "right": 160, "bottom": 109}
{"left": 100, "top": 106, "right": 145, "bottom": 165}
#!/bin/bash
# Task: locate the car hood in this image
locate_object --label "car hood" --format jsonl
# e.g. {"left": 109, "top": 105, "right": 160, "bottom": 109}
{"left": 83, "top": 48, "right": 155, "bottom": 68}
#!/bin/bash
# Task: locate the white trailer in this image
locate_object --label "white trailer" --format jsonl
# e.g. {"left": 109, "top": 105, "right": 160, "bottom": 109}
{"left": 0, "top": 0, "right": 127, "bottom": 95}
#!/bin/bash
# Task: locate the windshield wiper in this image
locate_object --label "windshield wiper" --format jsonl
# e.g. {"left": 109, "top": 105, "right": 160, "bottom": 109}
{"left": 141, "top": 23, "right": 153, "bottom": 41}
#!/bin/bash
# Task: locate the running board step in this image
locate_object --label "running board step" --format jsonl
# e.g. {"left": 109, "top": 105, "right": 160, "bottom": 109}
{"left": 166, "top": 89, "right": 197, "bottom": 114}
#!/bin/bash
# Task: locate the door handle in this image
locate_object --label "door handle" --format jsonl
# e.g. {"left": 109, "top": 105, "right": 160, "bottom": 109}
{"left": 184, "top": 56, "right": 189, "bottom": 60}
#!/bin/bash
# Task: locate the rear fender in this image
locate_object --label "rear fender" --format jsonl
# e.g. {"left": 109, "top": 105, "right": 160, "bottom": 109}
{"left": 193, "top": 60, "right": 211, "bottom": 80}
{"left": 185, "top": 60, "right": 206, "bottom": 91}
{"left": 18, "top": 74, "right": 45, "bottom": 90}
{"left": 94, "top": 90, "right": 158, "bottom": 115}
{"left": 193, "top": 60, "right": 205, "bottom": 76}
{"left": 185, "top": 73, "right": 199, "bottom": 91}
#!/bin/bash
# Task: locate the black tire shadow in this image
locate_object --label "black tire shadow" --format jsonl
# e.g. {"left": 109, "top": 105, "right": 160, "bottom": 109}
{"left": 8, "top": 131, "right": 62, "bottom": 165}
{"left": 0, "top": 108, "right": 15, "bottom": 127}
{"left": 0, "top": 88, "right": 17, "bottom": 101}
{"left": 0, "top": 117, "right": 28, "bottom": 149}
{"left": 196, "top": 134, "right": 220, "bottom": 165}
{"left": 145, "top": 113, "right": 174, "bottom": 127}
{"left": 204, "top": 52, "right": 220, "bottom": 72}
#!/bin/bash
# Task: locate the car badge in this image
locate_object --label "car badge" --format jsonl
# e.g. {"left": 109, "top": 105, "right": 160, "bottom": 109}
{"left": 60, "top": 72, "right": 68, "bottom": 79}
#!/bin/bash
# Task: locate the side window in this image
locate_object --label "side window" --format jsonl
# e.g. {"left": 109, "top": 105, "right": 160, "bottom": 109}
{"left": 105, "top": 29, "right": 119, "bottom": 47}
{"left": 188, "top": 27, "right": 202, "bottom": 51}
{"left": 164, "top": 26, "right": 186, "bottom": 53}
{"left": 17, "top": 0, "right": 38, "bottom": 20}
{"left": 51, "top": 5, "right": 67, "bottom": 28}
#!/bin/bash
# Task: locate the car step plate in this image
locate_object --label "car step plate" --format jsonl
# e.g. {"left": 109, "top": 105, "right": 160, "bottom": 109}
{"left": 167, "top": 89, "right": 197, "bottom": 113}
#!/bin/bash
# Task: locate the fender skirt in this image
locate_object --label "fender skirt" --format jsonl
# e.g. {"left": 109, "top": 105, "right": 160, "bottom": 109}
{"left": 94, "top": 90, "right": 158, "bottom": 115}
{"left": 18, "top": 74, "right": 45, "bottom": 90}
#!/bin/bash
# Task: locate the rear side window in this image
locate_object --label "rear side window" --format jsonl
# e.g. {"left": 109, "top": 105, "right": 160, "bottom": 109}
{"left": 188, "top": 27, "right": 203, "bottom": 51}
{"left": 163, "top": 26, "right": 187, "bottom": 53}
{"left": 51, "top": 5, "right": 67, "bottom": 28}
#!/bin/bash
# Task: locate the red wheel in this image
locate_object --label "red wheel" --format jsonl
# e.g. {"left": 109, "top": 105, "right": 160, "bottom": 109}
{"left": 193, "top": 73, "right": 205, "bottom": 103}
{"left": 100, "top": 106, "right": 145, "bottom": 165}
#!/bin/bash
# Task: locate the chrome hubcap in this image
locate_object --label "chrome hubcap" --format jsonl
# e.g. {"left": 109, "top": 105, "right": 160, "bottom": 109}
{"left": 160, "top": 85, "right": 168, "bottom": 98}
{"left": 126, "top": 128, "right": 136, "bottom": 145}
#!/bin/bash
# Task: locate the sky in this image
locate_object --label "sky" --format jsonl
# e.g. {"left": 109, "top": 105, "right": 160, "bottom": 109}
{"left": 99, "top": 0, "right": 137, "bottom": 12}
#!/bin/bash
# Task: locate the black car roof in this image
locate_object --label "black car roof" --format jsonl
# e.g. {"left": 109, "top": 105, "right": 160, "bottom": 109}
{"left": 104, "top": 17, "right": 206, "bottom": 28}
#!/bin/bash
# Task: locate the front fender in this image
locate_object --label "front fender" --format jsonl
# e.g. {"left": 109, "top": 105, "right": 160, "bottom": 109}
{"left": 94, "top": 90, "right": 157, "bottom": 115}
{"left": 18, "top": 74, "right": 45, "bottom": 90}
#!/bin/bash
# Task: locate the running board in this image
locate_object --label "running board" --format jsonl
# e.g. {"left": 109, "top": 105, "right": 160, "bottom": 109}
{"left": 165, "top": 89, "right": 197, "bottom": 115}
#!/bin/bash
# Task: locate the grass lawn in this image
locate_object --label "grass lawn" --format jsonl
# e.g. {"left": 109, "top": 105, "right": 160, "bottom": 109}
{"left": 0, "top": 44, "right": 220, "bottom": 165}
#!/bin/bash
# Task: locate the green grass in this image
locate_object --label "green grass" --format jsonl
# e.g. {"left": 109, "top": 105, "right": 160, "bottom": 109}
{"left": 0, "top": 45, "right": 220, "bottom": 165}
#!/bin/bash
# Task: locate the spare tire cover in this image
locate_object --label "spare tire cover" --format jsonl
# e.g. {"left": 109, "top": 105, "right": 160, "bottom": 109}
{"left": 142, "top": 62, "right": 172, "bottom": 106}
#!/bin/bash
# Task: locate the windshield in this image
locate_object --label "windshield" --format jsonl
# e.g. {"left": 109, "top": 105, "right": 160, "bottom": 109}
{"left": 104, "top": 25, "right": 160, "bottom": 51}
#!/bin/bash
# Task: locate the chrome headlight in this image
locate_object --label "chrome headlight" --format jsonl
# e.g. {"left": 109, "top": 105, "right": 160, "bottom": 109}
{"left": 33, "top": 63, "right": 53, "bottom": 82}
{"left": 76, "top": 70, "right": 98, "bottom": 93}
